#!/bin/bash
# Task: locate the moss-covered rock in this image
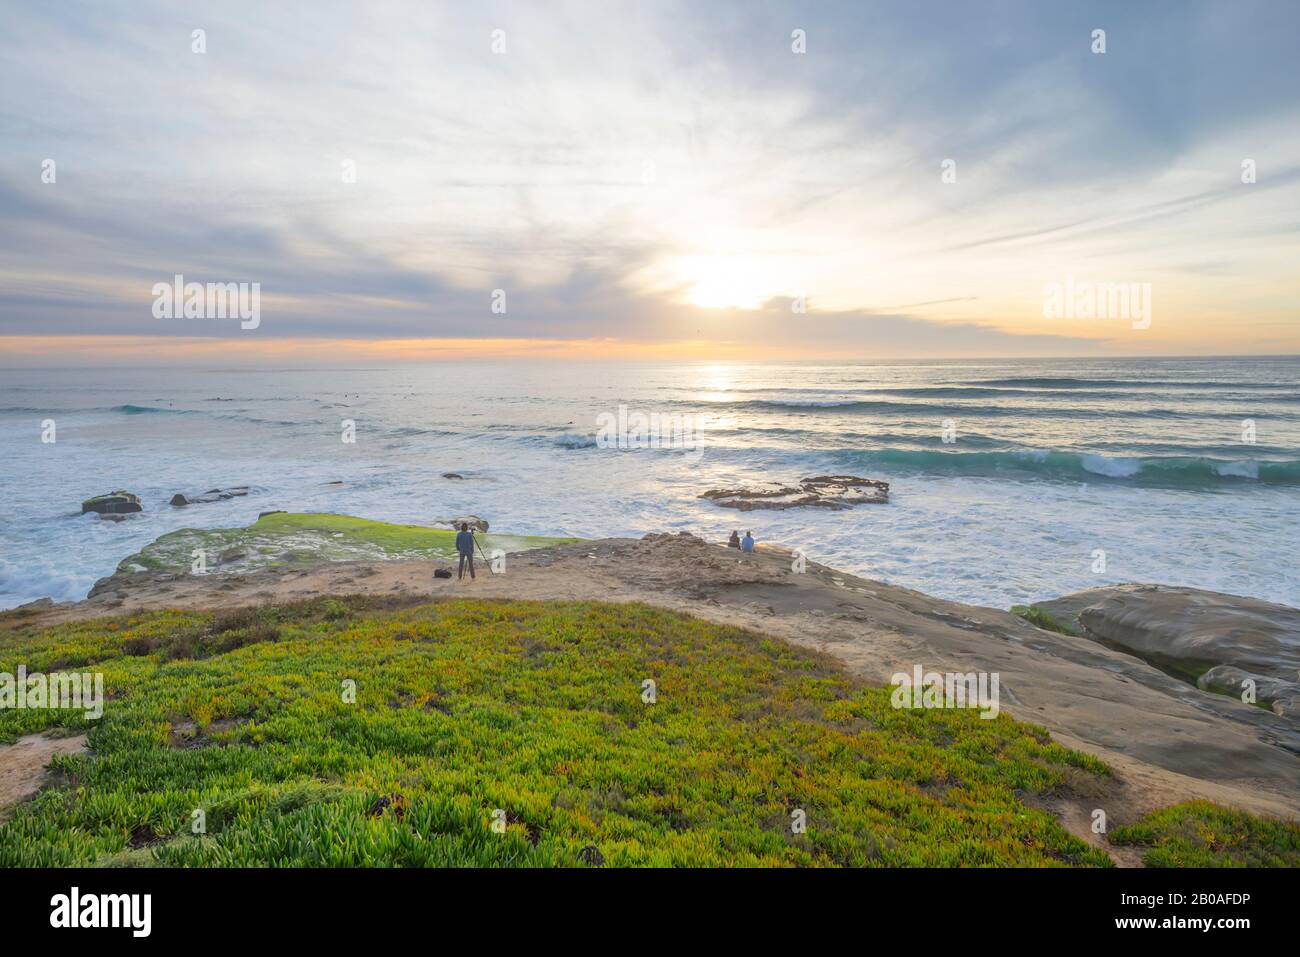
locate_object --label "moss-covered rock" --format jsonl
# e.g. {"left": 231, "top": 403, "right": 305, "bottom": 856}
{"left": 113, "top": 512, "right": 577, "bottom": 575}
{"left": 81, "top": 491, "right": 142, "bottom": 515}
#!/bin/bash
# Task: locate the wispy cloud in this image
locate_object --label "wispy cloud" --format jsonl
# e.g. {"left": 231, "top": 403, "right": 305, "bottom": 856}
{"left": 2, "top": 0, "right": 1297, "bottom": 359}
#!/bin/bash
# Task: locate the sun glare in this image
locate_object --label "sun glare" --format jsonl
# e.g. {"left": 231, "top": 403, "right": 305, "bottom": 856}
{"left": 680, "top": 255, "right": 774, "bottom": 310}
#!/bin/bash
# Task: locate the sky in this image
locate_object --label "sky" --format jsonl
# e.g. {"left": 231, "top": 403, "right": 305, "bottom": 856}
{"left": 1, "top": 0, "right": 1298, "bottom": 364}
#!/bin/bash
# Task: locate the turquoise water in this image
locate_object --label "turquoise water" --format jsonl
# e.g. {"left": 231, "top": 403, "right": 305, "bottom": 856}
{"left": 1, "top": 356, "right": 1297, "bottom": 609}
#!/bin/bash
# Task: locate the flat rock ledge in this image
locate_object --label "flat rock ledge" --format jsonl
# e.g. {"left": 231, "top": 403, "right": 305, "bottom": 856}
{"left": 701, "top": 475, "right": 889, "bottom": 511}
{"left": 170, "top": 486, "right": 252, "bottom": 506}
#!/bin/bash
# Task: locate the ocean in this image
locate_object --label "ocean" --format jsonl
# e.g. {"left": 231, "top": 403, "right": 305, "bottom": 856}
{"left": 1, "top": 356, "right": 1297, "bottom": 611}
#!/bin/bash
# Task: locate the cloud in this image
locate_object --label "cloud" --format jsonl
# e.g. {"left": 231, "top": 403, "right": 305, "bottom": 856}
{"left": 1, "top": 0, "right": 1298, "bottom": 358}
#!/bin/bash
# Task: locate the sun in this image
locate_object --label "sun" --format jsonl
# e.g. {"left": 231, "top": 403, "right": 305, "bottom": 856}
{"left": 679, "top": 255, "right": 773, "bottom": 310}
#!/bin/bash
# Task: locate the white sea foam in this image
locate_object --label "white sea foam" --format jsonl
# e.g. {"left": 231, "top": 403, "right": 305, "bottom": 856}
{"left": 1081, "top": 454, "right": 1142, "bottom": 478}
{"left": 1215, "top": 459, "right": 1259, "bottom": 479}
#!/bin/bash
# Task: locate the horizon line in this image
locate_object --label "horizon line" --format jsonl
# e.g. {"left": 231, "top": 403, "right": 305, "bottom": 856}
{"left": 2, "top": 334, "right": 1299, "bottom": 367}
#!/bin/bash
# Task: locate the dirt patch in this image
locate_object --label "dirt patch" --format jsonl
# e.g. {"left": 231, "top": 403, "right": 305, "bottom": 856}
{"left": 127, "top": 823, "right": 166, "bottom": 849}
{"left": 0, "top": 732, "right": 89, "bottom": 814}
{"left": 1021, "top": 788, "right": 1146, "bottom": 868}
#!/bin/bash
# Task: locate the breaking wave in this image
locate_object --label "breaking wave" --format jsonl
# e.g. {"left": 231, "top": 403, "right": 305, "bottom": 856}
{"left": 838, "top": 448, "right": 1300, "bottom": 485}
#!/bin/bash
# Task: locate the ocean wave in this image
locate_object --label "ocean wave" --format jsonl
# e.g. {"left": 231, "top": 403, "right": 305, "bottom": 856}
{"left": 964, "top": 376, "right": 1297, "bottom": 390}
{"left": 553, "top": 433, "right": 598, "bottom": 449}
{"left": 668, "top": 385, "right": 1300, "bottom": 403}
{"left": 865, "top": 386, "right": 1300, "bottom": 402}
{"left": 1, "top": 404, "right": 190, "bottom": 416}
{"left": 706, "top": 398, "right": 942, "bottom": 412}
{"left": 839, "top": 448, "right": 1300, "bottom": 485}
{"left": 111, "top": 404, "right": 188, "bottom": 414}
{"left": 107, "top": 404, "right": 311, "bottom": 427}
{"left": 745, "top": 398, "right": 868, "bottom": 408}
{"left": 707, "top": 424, "right": 1005, "bottom": 445}
{"left": 0, "top": 557, "right": 87, "bottom": 606}
{"left": 386, "top": 426, "right": 459, "bottom": 437}
{"left": 703, "top": 398, "right": 1280, "bottom": 419}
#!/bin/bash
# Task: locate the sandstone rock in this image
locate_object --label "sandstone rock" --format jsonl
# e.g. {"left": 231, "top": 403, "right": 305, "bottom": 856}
{"left": 87, "top": 575, "right": 116, "bottom": 598}
{"left": 701, "top": 475, "right": 888, "bottom": 511}
{"left": 15, "top": 597, "right": 54, "bottom": 610}
{"left": 1197, "top": 665, "right": 1300, "bottom": 706}
{"left": 1036, "top": 585, "right": 1300, "bottom": 696}
{"left": 1273, "top": 695, "right": 1300, "bottom": 718}
{"left": 81, "top": 490, "right": 142, "bottom": 515}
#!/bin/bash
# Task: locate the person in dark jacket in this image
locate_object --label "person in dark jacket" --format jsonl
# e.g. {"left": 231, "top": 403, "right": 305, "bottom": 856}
{"left": 455, "top": 522, "right": 476, "bottom": 580}
{"left": 728, "top": 530, "right": 741, "bottom": 549}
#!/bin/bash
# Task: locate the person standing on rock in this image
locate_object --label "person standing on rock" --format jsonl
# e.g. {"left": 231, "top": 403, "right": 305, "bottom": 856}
{"left": 455, "top": 522, "right": 477, "bottom": 581}
{"left": 741, "top": 531, "right": 755, "bottom": 553}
